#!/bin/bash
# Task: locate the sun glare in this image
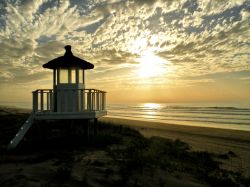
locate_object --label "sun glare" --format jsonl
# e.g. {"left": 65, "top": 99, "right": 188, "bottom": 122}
{"left": 143, "top": 103, "right": 161, "bottom": 109}
{"left": 128, "top": 36, "right": 170, "bottom": 79}
{"left": 136, "top": 53, "right": 166, "bottom": 78}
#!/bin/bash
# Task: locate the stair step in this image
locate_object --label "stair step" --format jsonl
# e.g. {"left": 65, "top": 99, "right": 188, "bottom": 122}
{"left": 7, "top": 113, "right": 35, "bottom": 150}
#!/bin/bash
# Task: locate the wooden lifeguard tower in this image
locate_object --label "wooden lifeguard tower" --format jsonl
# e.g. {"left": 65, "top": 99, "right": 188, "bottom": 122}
{"left": 8, "top": 45, "right": 107, "bottom": 149}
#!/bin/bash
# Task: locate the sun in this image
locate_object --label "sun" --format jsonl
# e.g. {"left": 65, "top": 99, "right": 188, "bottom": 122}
{"left": 128, "top": 36, "right": 169, "bottom": 78}
{"left": 136, "top": 52, "right": 166, "bottom": 78}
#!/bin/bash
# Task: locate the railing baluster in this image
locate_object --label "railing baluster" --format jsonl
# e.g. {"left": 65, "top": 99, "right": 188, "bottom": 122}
{"left": 47, "top": 92, "right": 49, "bottom": 111}
{"left": 50, "top": 90, "right": 53, "bottom": 112}
{"left": 100, "top": 92, "right": 102, "bottom": 111}
{"left": 32, "top": 91, "right": 38, "bottom": 113}
{"left": 40, "top": 90, "right": 44, "bottom": 111}
{"left": 80, "top": 89, "right": 84, "bottom": 111}
{"left": 87, "top": 90, "right": 91, "bottom": 111}
{"left": 96, "top": 91, "right": 100, "bottom": 111}
{"left": 92, "top": 90, "right": 95, "bottom": 110}
{"left": 104, "top": 92, "right": 106, "bottom": 110}
{"left": 102, "top": 92, "right": 104, "bottom": 110}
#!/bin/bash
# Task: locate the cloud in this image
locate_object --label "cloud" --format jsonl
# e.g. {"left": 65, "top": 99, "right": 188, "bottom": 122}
{"left": 89, "top": 49, "right": 139, "bottom": 65}
{"left": 0, "top": 0, "right": 249, "bottom": 97}
{"left": 18, "top": 0, "right": 47, "bottom": 18}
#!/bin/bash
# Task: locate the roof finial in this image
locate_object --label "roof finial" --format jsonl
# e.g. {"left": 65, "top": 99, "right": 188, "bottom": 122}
{"left": 64, "top": 45, "right": 73, "bottom": 56}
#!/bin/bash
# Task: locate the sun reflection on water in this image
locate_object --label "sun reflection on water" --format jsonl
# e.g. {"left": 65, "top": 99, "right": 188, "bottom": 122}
{"left": 142, "top": 103, "right": 161, "bottom": 118}
{"left": 143, "top": 103, "right": 161, "bottom": 109}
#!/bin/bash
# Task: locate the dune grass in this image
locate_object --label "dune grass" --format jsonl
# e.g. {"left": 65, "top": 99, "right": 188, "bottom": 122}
{"left": 98, "top": 122, "right": 250, "bottom": 187}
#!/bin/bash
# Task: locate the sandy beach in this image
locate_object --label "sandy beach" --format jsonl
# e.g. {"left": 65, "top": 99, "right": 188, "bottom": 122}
{"left": 100, "top": 117, "right": 250, "bottom": 176}
{"left": 1, "top": 107, "right": 250, "bottom": 186}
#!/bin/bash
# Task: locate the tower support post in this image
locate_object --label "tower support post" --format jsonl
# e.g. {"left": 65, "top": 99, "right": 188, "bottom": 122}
{"left": 94, "top": 118, "right": 98, "bottom": 136}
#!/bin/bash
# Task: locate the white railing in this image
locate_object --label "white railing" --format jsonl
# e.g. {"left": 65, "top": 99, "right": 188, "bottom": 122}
{"left": 32, "top": 89, "right": 53, "bottom": 112}
{"left": 32, "top": 89, "right": 106, "bottom": 113}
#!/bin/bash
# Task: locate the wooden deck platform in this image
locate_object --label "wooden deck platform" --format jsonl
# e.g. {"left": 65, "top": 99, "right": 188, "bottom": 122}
{"left": 34, "top": 110, "right": 107, "bottom": 120}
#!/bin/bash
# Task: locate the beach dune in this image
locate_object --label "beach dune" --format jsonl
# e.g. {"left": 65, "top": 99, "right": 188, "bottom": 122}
{"left": 100, "top": 117, "right": 250, "bottom": 176}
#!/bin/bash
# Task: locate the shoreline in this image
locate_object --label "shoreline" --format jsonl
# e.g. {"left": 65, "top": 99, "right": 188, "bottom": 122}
{"left": 106, "top": 115, "right": 250, "bottom": 132}
{"left": 100, "top": 116, "right": 250, "bottom": 140}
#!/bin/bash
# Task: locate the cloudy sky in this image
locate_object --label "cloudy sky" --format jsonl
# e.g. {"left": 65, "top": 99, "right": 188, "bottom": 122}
{"left": 0, "top": 0, "right": 250, "bottom": 106}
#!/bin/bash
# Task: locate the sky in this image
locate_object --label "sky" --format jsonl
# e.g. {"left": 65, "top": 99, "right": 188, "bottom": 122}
{"left": 0, "top": 0, "right": 250, "bottom": 107}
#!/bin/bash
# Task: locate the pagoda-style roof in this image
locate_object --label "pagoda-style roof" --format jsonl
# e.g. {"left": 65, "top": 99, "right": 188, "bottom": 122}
{"left": 43, "top": 45, "right": 94, "bottom": 70}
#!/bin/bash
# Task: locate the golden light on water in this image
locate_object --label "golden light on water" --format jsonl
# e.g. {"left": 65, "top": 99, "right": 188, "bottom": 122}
{"left": 143, "top": 103, "right": 161, "bottom": 109}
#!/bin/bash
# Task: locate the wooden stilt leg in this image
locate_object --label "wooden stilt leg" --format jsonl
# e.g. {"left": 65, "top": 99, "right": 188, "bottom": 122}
{"left": 84, "top": 120, "right": 88, "bottom": 140}
{"left": 94, "top": 118, "right": 98, "bottom": 137}
{"left": 87, "top": 120, "right": 90, "bottom": 140}
{"left": 70, "top": 120, "right": 74, "bottom": 135}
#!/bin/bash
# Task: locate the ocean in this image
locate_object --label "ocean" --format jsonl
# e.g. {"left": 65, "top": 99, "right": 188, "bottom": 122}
{"left": 107, "top": 103, "right": 250, "bottom": 131}
{"left": 1, "top": 101, "right": 250, "bottom": 131}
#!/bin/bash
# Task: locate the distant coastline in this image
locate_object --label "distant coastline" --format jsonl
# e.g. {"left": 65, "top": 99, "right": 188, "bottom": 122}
{"left": 0, "top": 102, "right": 32, "bottom": 110}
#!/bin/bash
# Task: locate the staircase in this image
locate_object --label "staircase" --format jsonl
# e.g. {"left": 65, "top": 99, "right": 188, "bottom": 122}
{"left": 7, "top": 113, "right": 35, "bottom": 150}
